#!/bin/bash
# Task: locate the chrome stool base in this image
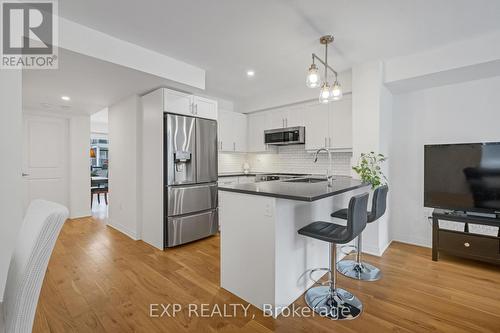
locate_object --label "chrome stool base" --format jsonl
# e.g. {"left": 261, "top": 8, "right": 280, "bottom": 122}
{"left": 337, "top": 260, "right": 381, "bottom": 281}
{"left": 304, "top": 286, "right": 363, "bottom": 320}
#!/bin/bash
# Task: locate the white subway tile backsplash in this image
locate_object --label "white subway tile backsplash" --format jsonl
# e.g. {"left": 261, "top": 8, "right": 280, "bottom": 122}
{"left": 218, "top": 152, "right": 248, "bottom": 173}
{"left": 218, "top": 145, "right": 352, "bottom": 176}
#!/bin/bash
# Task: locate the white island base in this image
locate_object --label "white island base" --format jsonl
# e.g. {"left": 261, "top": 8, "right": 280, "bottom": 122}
{"left": 219, "top": 188, "right": 366, "bottom": 317}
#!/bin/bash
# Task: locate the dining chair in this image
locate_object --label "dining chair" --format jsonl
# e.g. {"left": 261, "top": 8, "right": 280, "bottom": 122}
{"left": 0, "top": 199, "right": 68, "bottom": 333}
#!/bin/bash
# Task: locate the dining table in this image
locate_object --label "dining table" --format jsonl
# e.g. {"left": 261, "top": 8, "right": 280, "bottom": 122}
{"left": 91, "top": 176, "right": 108, "bottom": 187}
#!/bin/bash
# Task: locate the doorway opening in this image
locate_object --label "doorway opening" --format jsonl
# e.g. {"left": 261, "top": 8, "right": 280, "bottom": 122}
{"left": 90, "top": 108, "right": 109, "bottom": 220}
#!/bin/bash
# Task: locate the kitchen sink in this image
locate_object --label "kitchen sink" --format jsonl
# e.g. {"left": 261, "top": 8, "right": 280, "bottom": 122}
{"left": 283, "top": 177, "right": 327, "bottom": 184}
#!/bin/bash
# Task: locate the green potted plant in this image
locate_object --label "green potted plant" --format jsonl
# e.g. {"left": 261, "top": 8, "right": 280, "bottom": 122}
{"left": 352, "top": 152, "right": 387, "bottom": 189}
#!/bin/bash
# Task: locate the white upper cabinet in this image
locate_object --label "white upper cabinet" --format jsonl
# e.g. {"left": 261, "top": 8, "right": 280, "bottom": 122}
{"left": 162, "top": 89, "right": 193, "bottom": 116}
{"left": 160, "top": 88, "right": 218, "bottom": 120}
{"left": 267, "top": 107, "right": 305, "bottom": 129}
{"left": 286, "top": 106, "right": 305, "bottom": 128}
{"left": 247, "top": 112, "right": 269, "bottom": 152}
{"left": 304, "top": 96, "right": 352, "bottom": 151}
{"left": 192, "top": 95, "right": 218, "bottom": 120}
{"left": 329, "top": 97, "right": 352, "bottom": 150}
{"left": 239, "top": 96, "right": 352, "bottom": 153}
{"left": 218, "top": 109, "right": 247, "bottom": 152}
{"left": 233, "top": 112, "right": 248, "bottom": 152}
{"left": 304, "top": 103, "right": 330, "bottom": 151}
{"left": 217, "top": 110, "right": 233, "bottom": 152}
{"left": 267, "top": 109, "right": 286, "bottom": 129}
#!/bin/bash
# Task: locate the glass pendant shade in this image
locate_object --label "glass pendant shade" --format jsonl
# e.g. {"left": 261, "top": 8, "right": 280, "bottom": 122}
{"left": 331, "top": 81, "right": 343, "bottom": 100}
{"left": 306, "top": 64, "right": 320, "bottom": 88}
{"left": 319, "top": 82, "right": 331, "bottom": 104}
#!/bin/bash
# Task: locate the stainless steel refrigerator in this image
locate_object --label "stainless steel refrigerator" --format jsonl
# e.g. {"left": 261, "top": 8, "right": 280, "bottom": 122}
{"left": 164, "top": 113, "right": 218, "bottom": 247}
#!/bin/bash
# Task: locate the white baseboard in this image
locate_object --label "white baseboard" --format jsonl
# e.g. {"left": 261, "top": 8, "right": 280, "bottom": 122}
{"left": 378, "top": 239, "right": 392, "bottom": 256}
{"left": 362, "top": 245, "right": 381, "bottom": 256}
{"left": 392, "top": 233, "right": 431, "bottom": 248}
{"left": 107, "top": 220, "right": 138, "bottom": 240}
{"left": 70, "top": 213, "right": 91, "bottom": 219}
{"left": 361, "top": 239, "right": 393, "bottom": 257}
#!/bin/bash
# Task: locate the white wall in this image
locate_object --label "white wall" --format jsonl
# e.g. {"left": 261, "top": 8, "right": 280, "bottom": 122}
{"left": 378, "top": 85, "right": 393, "bottom": 251}
{"left": 385, "top": 31, "right": 500, "bottom": 86}
{"left": 351, "top": 61, "right": 393, "bottom": 256}
{"left": 91, "top": 121, "right": 108, "bottom": 135}
{"left": 0, "top": 70, "right": 23, "bottom": 300}
{"left": 91, "top": 108, "right": 109, "bottom": 134}
{"left": 69, "top": 115, "right": 91, "bottom": 218}
{"left": 108, "top": 95, "right": 141, "bottom": 239}
{"left": 58, "top": 17, "right": 205, "bottom": 90}
{"left": 391, "top": 75, "right": 500, "bottom": 247}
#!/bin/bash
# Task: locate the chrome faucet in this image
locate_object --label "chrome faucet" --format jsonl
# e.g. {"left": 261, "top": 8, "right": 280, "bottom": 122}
{"left": 313, "top": 147, "right": 334, "bottom": 187}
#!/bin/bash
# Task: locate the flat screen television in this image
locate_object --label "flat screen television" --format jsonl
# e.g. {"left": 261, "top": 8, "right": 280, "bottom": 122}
{"left": 424, "top": 142, "right": 500, "bottom": 213}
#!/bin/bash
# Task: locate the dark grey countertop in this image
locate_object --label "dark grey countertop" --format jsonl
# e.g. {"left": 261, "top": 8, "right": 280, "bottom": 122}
{"left": 218, "top": 176, "right": 368, "bottom": 202}
{"left": 218, "top": 172, "right": 262, "bottom": 177}
{"left": 218, "top": 172, "right": 318, "bottom": 178}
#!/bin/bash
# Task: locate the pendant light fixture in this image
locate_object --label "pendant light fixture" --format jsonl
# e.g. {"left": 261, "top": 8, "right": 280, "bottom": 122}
{"left": 306, "top": 35, "right": 342, "bottom": 103}
{"left": 306, "top": 63, "right": 320, "bottom": 88}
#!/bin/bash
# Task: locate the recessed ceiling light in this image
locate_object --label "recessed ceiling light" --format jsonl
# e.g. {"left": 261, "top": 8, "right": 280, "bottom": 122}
{"left": 61, "top": 96, "right": 70, "bottom": 101}
{"left": 246, "top": 70, "right": 255, "bottom": 77}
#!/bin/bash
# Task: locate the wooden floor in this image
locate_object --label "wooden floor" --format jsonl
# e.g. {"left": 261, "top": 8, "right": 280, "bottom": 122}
{"left": 33, "top": 216, "right": 500, "bottom": 333}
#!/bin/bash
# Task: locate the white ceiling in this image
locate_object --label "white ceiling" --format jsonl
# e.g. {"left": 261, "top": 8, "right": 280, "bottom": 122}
{"left": 23, "top": 48, "right": 181, "bottom": 115}
{"left": 58, "top": 0, "right": 500, "bottom": 109}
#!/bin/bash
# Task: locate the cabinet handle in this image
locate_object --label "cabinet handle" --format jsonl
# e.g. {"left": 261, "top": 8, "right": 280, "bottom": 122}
{"left": 194, "top": 104, "right": 198, "bottom": 115}
{"left": 329, "top": 137, "right": 332, "bottom": 147}
{"left": 325, "top": 137, "right": 327, "bottom": 147}
{"left": 464, "top": 242, "right": 470, "bottom": 248}
{"left": 233, "top": 142, "right": 236, "bottom": 151}
{"left": 285, "top": 118, "right": 288, "bottom": 127}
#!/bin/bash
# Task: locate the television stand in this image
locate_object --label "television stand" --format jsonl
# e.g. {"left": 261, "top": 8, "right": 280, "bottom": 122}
{"left": 432, "top": 209, "right": 500, "bottom": 265}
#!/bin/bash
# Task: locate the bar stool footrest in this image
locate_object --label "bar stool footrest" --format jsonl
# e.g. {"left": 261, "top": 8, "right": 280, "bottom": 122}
{"left": 339, "top": 244, "right": 357, "bottom": 256}
{"left": 308, "top": 267, "right": 332, "bottom": 286}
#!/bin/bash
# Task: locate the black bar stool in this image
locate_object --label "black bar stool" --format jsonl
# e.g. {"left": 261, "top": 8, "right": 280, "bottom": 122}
{"left": 298, "top": 193, "right": 369, "bottom": 320}
{"left": 331, "top": 185, "right": 388, "bottom": 281}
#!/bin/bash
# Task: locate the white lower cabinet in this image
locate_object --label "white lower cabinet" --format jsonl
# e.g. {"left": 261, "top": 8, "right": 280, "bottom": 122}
{"left": 218, "top": 176, "right": 239, "bottom": 186}
{"left": 217, "top": 175, "right": 255, "bottom": 186}
{"left": 238, "top": 176, "right": 256, "bottom": 184}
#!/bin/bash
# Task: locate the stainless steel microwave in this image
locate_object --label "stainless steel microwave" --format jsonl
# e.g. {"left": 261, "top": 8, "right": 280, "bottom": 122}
{"left": 264, "top": 126, "right": 305, "bottom": 145}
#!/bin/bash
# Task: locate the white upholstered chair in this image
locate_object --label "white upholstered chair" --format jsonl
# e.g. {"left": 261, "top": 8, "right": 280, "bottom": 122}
{"left": 0, "top": 200, "right": 68, "bottom": 333}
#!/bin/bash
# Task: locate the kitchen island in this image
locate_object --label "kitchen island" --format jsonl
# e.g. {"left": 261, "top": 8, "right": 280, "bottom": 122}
{"left": 218, "top": 176, "right": 368, "bottom": 317}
